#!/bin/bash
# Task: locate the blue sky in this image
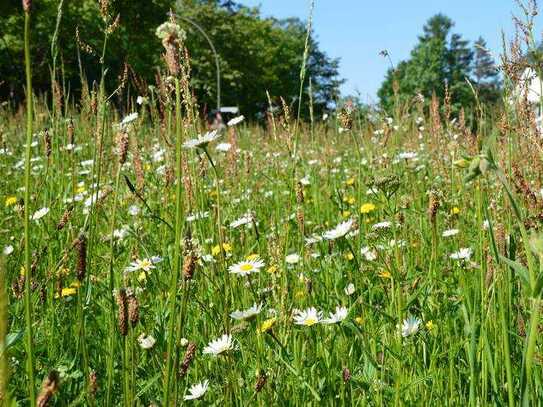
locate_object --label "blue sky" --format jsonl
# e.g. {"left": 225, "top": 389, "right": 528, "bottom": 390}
{"left": 237, "top": 0, "right": 541, "bottom": 102}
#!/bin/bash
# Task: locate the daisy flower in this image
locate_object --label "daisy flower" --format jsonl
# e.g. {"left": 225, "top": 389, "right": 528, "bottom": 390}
{"left": 227, "top": 115, "right": 245, "bottom": 126}
{"left": 203, "top": 334, "right": 234, "bottom": 356}
{"left": 184, "top": 380, "right": 209, "bottom": 401}
{"left": 230, "top": 303, "right": 262, "bottom": 320}
{"left": 3, "top": 245, "right": 14, "bottom": 256}
{"left": 125, "top": 256, "right": 162, "bottom": 273}
{"left": 361, "top": 246, "right": 377, "bottom": 261}
{"left": 228, "top": 258, "right": 264, "bottom": 276}
{"left": 323, "top": 306, "right": 348, "bottom": 324}
{"left": 216, "top": 142, "right": 232, "bottom": 152}
{"left": 323, "top": 219, "right": 354, "bottom": 241}
{"left": 401, "top": 316, "right": 422, "bottom": 337}
{"left": 285, "top": 253, "right": 301, "bottom": 264}
{"left": 183, "top": 130, "right": 221, "bottom": 150}
{"left": 450, "top": 248, "right": 472, "bottom": 260}
{"left": 31, "top": 207, "right": 49, "bottom": 221}
{"left": 293, "top": 307, "right": 322, "bottom": 326}
{"left": 442, "top": 228, "right": 459, "bottom": 237}
{"left": 344, "top": 283, "right": 355, "bottom": 296}
{"left": 372, "top": 221, "right": 391, "bottom": 230}
{"left": 137, "top": 333, "right": 156, "bottom": 349}
{"left": 230, "top": 212, "right": 254, "bottom": 229}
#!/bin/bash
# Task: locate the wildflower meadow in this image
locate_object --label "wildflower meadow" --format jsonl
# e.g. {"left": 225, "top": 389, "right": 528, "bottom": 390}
{"left": 2, "top": 0, "right": 543, "bottom": 405}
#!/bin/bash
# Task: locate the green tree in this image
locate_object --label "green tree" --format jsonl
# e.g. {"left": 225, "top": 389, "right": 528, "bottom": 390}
{"left": 378, "top": 14, "right": 499, "bottom": 114}
{"left": 473, "top": 36, "right": 501, "bottom": 104}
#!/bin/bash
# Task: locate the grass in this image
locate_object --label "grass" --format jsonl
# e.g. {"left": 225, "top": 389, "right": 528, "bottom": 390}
{"left": 2, "top": 2, "right": 543, "bottom": 406}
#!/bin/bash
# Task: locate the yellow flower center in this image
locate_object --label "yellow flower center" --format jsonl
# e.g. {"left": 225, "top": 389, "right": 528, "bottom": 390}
{"left": 303, "top": 318, "right": 318, "bottom": 326}
{"left": 140, "top": 259, "right": 152, "bottom": 269}
{"left": 240, "top": 264, "right": 254, "bottom": 272}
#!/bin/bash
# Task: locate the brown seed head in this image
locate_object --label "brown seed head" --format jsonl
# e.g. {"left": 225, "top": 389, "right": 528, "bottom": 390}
{"left": 37, "top": 370, "right": 59, "bottom": 407}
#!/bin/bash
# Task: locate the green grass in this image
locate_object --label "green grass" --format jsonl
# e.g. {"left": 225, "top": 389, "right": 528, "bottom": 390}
{"left": 1, "top": 96, "right": 542, "bottom": 405}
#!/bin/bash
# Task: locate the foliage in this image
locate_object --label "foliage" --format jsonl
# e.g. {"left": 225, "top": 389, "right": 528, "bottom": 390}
{"left": 0, "top": 0, "right": 342, "bottom": 118}
{"left": 377, "top": 14, "right": 501, "bottom": 114}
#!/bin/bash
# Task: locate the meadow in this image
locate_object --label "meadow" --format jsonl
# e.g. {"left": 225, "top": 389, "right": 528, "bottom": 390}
{"left": 2, "top": 1, "right": 543, "bottom": 406}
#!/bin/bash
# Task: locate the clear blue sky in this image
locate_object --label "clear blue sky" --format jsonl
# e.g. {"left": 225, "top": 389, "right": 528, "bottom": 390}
{"left": 237, "top": 0, "right": 541, "bottom": 103}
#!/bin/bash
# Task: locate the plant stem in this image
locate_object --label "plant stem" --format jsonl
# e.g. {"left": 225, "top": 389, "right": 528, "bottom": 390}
{"left": 23, "top": 8, "right": 36, "bottom": 406}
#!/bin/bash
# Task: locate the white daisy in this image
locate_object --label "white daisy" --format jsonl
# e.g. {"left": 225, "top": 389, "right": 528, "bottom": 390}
{"left": 397, "top": 151, "right": 418, "bottom": 160}
{"left": 184, "top": 380, "right": 209, "bottom": 401}
{"left": 323, "top": 219, "right": 354, "bottom": 241}
{"left": 230, "top": 303, "right": 262, "bottom": 320}
{"left": 372, "top": 221, "right": 391, "bottom": 230}
{"left": 227, "top": 115, "right": 245, "bottom": 127}
{"left": 293, "top": 307, "right": 322, "bottom": 326}
{"left": 31, "top": 207, "right": 49, "bottom": 221}
{"left": 128, "top": 205, "right": 140, "bottom": 216}
{"left": 228, "top": 258, "right": 265, "bottom": 276}
{"left": 360, "top": 246, "right": 377, "bottom": 261}
{"left": 120, "top": 112, "right": 138, "bottom": 128}
{"left": 230, "top": 213, "right": 254, "bottom": 229}
{"left": 183, "top": 130, "right": 221, "bottom": 150}
{"left": 3, "top": 245, "right": 14, "bottom": 256}
{"left": 216, "top": 142, "right": 232, "bottom": 152}
{"left": 401, "top": 316, "right": 421, "bottom": 337}
{"left": 285, "top": 253, "right": 301, "bottom": 264}
{"left": 203, "top": 334, "right": 234, "bottom": 356}
{"left": 305, "top": 234, "right": 323, "bottom": 246}
{"left": 450, "top": 248, "right": 472, "bottom": 260}
{"left": 323, "top": 306, "right": 348, "bottom": 324}
{"left": 125, "top": 256, "right": 162, "bottom": 273}
{"left": 344, "top": 283, "right": 355, "bottom": 296}
{"left": 442, "top": 228, "right": 459, "bottom": 237}
{"left": 137, "top": 333, "right": 156, "bottom": 349}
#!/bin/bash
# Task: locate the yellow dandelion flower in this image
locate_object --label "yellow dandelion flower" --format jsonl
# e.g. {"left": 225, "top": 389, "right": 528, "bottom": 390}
{"left": 342, "top": 210, "right": 351, "bottom": 218}
{"left": 345, "top": 177, "right": 355, "bottom": 186}
{"left": 345, "top": 252, "right": 354, "bottom": 261}
{"left": 5, "top": 196, "right": 17, "bottom": 207}
{"left": 212, "top": 243, "right": 232, "bottom": 256}
{"left": 246, "top": 253, "right": 259, "bottom": 261}
{"left": 295, "top": 290, "right": 305, "bottom": 299}
{"left": 343, "top": 196, "right": 356, "bottom": 205}
{"left": 144, "top": 163, "right": 151, "bottom": 171}
{"left": 360, "top": 203, "right": 376, "bottom": 214}
{"left": 266, "top": 265, "right": 278, "bottom": 274}
{"left": 378, "top": 270, "right": 392, "bottom": 279}
{"left": 355, "top": 316, "right": 363, "bottom": 325}
{"left": 55, "top": 287, "right": 77, "bottom": 298}
{"left": 257, "top": 317, "right": 277, "bottom": 334}
{"left": 75, "top": 185, "right": 86, "bottom": 194}
{"left": 451, "top": 207, "right": 460, "bottom": 215}
{"left": 426, "top": 320, "right": 435, "bottom": 331}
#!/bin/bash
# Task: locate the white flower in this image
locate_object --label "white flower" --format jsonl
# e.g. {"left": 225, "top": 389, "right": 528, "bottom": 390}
{"left": 3, "top": 245, "right": 14, "bottom": 256}
{"left": 216, "top": 142, "right": 232, "bottom": 152}
{"left": 323, "top": 306, "right": 348, "bottom": 324}
{"left": 125, "top": 256, "right": 162, "bottom": 273}
{"left": 323, "top": 219, "right": 354, "bottom": 240}
{"left": 305, "top": 234, "right": 323, "bottom": 246}
{"left": 227, "top": 115, "right": 245, "bottom": 126}
{"left": 113, "top": 227, "right": 129, "bottom": 240}
{"left": 184, "top": 380, "right": 209, "bottom": 401}
{"left": 228, "top": 258, "right": 265, "bottom": 276}
{"left": 450, "top": 248, "right": 472, "bottom": 260}
{"left": 120, "top": 112, "right": 138, "bottom": 128}
{"left": 299, "top": 176, "right": 311, "bottom": 186}
{"left": 230, "top": 303, "right": 262, "bottom": 320}
{"left": 186, "top": 211, "right": 209, "bottom": 222}
{"left": 483, "top": 220, "right": 490, "bottom": 230}
{"left": 137, "top": 333, "right": 156, "bottom": 349}
{"left": 31, "top": 207, "right": 49, "bottom": 221}
{"left": 401, "top": 316, "right": 421, "bottom": 337}
{"left": 230, "top": 213, "right": 254, "bottom": 229}
{"left": 372, "top": 221, "right": 391, "bottom": 230}
{"left": 203, "top": 334, "right": 234, "bottom": 356}
{"left": 183, "top": 130, "right": 221, "bottom": 149}
{"left": 285, "top": 253, "right": 301, "bottom": 264}
{"left": 136, "top": 96, "right": 147, "bottom": 105}
{"left": 442, "top": 228, "right": 459, "bottom": 237}
{"left": 397, "top": 151, "right": 418, "bottom": 160}
{"left": 128, "top": 205, "right": 140, "bottom": 216}
{"left": 293, "top": 307, "right": 322, "bottom": 326}
{"left": 361, "top": 246, "right": 377, "bottom": 261}
{"left": 344, "top": 283, "right": 355, "bottom": 296}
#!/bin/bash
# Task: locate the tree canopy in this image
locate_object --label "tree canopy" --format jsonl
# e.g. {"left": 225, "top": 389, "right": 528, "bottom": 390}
{"left": 0, "top": 0, "right": 343, "bottom": 118}
{"left": 377, "top": 14, "right": 501, "bottom": 114}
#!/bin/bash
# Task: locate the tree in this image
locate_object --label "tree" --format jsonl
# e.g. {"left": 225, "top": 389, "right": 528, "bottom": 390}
{"left": 0, "top": 0, "right": 343, "bottom": 119}
{"left": 378, "top": 14, "right": 500, "bottom": 114}
{"left": 473, "top": 37, "right": 501, "bottom": 104}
